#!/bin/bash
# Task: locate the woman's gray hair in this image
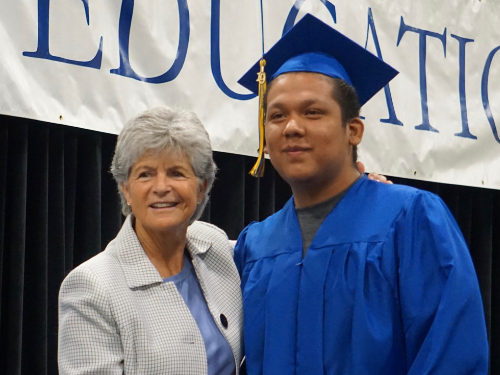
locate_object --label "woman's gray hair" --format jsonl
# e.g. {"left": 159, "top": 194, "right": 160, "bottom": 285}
{"left": 110, "top": 107, "right": 217, "bottom": 224}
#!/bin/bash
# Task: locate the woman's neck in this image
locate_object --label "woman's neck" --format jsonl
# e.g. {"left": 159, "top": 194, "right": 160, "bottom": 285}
{"left": 134, "top": 219, "right": 188, "bottom": 278}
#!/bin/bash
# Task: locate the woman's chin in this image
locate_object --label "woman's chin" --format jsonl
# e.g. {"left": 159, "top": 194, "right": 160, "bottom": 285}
{"left": 136, "top": 214, "right": 191, "bottom": 235}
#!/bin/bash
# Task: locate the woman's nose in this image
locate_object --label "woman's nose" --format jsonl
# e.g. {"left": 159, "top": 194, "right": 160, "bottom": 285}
{"left": 153, "top": 174, "right": 171, "bottom": 194}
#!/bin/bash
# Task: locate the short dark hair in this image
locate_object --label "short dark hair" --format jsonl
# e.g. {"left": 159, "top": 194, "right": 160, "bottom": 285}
{"left": 329, "top": 77, "right": 361, "bottom": 125}
{"left": 264, "top": 72, "right": 361, "bottom": 164}
{"left": 329, "top": 77, "right": 360, "bottom": 164}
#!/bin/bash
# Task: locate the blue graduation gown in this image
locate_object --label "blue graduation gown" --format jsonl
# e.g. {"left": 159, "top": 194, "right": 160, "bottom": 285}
{"left": 234, "top": 177, "right": 488, "bottom": 375}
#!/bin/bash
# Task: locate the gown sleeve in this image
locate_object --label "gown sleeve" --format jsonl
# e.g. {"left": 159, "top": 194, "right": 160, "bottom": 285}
{"left": 234, "top": 224, "right": 254, "bottom": 278}
{"left": 397, "top": 191, "right": 488, "bottom": 374}
{"left": 58, "top": 266, "right": 124, "bottom": 375}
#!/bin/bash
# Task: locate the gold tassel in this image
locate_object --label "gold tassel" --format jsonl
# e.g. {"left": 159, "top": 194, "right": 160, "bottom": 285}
{"left": 249, "top": 58, "right": 267, "bottom": 177}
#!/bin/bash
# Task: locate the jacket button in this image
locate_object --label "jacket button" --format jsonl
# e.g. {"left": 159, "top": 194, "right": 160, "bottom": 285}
{"left": 220, "top": 314, "right": 228, "bottom": 328}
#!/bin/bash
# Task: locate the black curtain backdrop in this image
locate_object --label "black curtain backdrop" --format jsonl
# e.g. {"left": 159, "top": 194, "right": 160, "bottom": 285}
{"left": 0, "top": 115, "right": 498, "bottom": 374}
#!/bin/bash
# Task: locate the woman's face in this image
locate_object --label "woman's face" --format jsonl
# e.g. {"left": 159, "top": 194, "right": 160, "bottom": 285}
{"left": 121, "top": 149, "right": 206, "bottom": 235}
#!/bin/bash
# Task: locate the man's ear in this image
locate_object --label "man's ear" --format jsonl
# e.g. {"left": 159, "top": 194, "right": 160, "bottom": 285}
{"left": 263, "top": 144, "right": 268, "bottom": 154}
{"left": 348, "top": 117, "right": 364, "bottom": 146}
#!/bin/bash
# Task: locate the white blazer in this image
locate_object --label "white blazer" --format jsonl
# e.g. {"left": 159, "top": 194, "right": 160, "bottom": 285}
{"left": 58, "top": 216, "right": 243, "bottom": 374}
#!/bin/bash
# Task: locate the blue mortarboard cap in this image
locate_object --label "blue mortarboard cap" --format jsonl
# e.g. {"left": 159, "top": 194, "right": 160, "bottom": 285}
{"left": 271, "top": 52, "right": 353, "bottom": 85}
{"left": 238, "top": 13, "right": 398, "bottom": 106}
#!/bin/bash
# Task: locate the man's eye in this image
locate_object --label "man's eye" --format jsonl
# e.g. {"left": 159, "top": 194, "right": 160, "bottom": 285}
{"left": 270, "top": 113, "right": 284, "bottom": 120}
{"left": 306, "top": 109, "right": 322, "bottom": 116}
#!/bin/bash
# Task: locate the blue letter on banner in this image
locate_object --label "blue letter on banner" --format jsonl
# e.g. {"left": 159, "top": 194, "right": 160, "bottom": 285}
{"left": 23, "top": 0, "right": 103, "bottom": 69}
{"left": 481, "top": 45, "right": 500, "bottom": 145}
{"left": 397, "top": 17, "right": 446, "bottom": 133}
{"left": 283, "top": 0, "right": 336, "bottom": 35}
{"left": 110, "top": 0, "right": 189, "bottom": 83}
{"left": 451, "top": 34, "right": 477, "bottom": 140}
{"left": 365, "top": 8, "right": 403, "bottom": 126}
{"left": 210, "top": 0, "right": 255, "bottom": 100}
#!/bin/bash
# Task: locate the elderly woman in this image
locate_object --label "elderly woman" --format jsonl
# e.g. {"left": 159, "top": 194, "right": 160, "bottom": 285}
{"left": 58, "top": 107, "right": 243, "bottom": 374}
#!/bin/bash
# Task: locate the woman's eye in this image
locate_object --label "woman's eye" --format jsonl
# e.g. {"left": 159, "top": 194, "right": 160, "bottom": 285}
{"left": 172, "top": 171, "right": 184, "bottom": 178}
{"left": 138, "top": 172, "right": 150, "bottom": 178}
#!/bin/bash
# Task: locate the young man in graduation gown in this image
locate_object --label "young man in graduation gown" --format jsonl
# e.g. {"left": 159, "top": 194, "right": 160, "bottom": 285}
{"left": 234, "top": 14, "right": 488, "bottom": 375}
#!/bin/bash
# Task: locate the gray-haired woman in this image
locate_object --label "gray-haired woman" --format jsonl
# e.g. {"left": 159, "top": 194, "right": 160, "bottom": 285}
{"left": 58, "top": 107, "right": 243, "bottom": 375}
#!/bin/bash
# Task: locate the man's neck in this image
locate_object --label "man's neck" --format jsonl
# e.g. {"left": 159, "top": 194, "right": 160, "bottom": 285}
{"left": 291, "top": 168, "right": 361, "bottom": 208}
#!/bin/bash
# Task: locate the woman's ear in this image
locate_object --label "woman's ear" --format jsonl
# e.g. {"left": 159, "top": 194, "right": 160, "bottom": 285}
{"left": 348, "top": 117, "right": 364, "bottom": 147}
{"left": 198, "top": 180, "right": 208, "bottom": 203}
{"left": 121, "top": 181, "right": 131, "bottom": 205}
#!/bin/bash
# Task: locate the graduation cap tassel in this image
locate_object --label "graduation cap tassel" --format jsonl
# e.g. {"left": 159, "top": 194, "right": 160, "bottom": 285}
{"left": 249, "top": 58, "right": 267, "bottom": 177}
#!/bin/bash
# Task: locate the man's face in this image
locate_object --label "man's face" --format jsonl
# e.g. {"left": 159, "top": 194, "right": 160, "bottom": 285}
{"left": 264, "top": 72, "right": 362, "bottom": 190}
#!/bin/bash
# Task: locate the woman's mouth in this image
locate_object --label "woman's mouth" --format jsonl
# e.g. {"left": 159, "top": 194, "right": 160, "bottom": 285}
{"left": 150, "top": 202, "right": 177, "bottom": 208}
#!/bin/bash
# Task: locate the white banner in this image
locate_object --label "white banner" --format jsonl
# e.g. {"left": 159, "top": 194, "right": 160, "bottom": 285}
{"left": 1, "top": 0, "right": 499, "bottom": 189}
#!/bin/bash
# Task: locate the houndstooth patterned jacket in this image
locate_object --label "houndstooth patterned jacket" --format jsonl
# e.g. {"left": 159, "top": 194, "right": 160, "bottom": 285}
{"left": 58, "top": 216, "right": 243, "bottom": 375}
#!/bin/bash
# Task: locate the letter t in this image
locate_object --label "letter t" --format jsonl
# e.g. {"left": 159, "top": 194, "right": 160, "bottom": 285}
{"left": 397, "top": 16, "right": 446, "bottom": 133}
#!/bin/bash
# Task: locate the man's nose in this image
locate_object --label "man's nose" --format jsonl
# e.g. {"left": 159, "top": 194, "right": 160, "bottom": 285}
{"left": 283, "top": 117, "right": 305, "bottom": 138}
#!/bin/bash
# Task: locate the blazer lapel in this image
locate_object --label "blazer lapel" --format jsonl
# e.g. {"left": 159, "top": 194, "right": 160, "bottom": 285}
{"left": 185, "top": 226, "right": 211, "bottom": 257}
{"left": 115, "top": 215, "right": 164, "bottom": 289}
